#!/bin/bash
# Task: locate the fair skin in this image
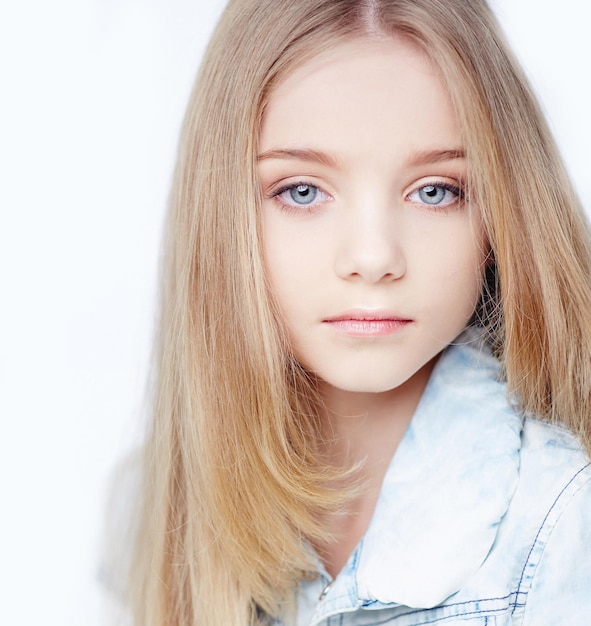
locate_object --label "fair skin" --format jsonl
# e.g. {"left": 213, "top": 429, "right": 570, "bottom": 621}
{"left": 258, "top": 36, "right": 488, "bottom": 577}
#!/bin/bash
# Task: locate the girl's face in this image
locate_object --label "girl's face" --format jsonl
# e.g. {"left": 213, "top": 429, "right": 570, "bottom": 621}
{"left": 259, "top": 37, "right": 487, "bottom": 397}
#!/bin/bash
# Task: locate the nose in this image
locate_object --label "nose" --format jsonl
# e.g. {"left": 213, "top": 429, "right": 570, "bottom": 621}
{"left": 334, "top": 201, "right": 406, "bottom": 283}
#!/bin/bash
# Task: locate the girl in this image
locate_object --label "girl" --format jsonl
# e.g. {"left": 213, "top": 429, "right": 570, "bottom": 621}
{"left": 128, "top": 0, "right": 591, "bottom": 624}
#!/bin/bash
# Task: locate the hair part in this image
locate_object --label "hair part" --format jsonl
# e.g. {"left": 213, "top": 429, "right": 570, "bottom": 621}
{"left": 128, "top": 1, "right": 591, "bottom": 625}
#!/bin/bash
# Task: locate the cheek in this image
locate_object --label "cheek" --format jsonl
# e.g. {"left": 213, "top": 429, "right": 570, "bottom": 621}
{"left": 262, "top": 212, "right": 288, "bottom": 284}
{"left": 262, "top": 213, "right": 317, "bottom": 317}
{"left": 262, "top": 204, "right": 332, "bottom": 284}
{"left": 263, "top": 217, "right": 296, "bottom": 288}
{"left": 447, "top": 247, "right": 488, "bottom": 317}
{"left": 421, "top": 227, "right": 487, "bottom": 317}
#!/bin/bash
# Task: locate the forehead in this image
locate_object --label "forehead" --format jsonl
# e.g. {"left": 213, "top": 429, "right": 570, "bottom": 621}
{"left": 259, "top": 37, "right": 461, "bottom": 162}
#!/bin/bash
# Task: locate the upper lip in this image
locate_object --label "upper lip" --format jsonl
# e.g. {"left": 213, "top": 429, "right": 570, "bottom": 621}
{"left": 323, "top": 310, "right": 413, "bottom": 322}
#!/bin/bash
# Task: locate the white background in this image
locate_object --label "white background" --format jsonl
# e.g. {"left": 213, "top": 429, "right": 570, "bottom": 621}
{"left": 0, "top": 2, "right": 589, "bottom": 624}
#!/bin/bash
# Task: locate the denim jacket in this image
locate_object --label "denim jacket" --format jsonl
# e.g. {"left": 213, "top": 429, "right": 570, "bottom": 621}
{"left": 293, "top": 328, "right": 591, "bottom": 625}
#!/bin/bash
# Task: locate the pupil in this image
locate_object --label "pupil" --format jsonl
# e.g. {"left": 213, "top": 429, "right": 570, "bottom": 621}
{"left": 419, "top": 185, "right": 445, "bottom": 205}
{"left": 290, "top": 184, "right": 317, "bottom": 205}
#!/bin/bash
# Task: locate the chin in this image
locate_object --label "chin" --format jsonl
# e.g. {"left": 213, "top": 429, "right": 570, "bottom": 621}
{"left": 320, "top": 372, "right": 415, "bottom": 395}
{"left": 314, "top": 354, "right": 439, "bottom": 397}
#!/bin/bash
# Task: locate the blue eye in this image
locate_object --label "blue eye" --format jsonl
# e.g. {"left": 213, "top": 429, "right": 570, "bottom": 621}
{"left": 270, "top": 182, "right": 332, "bottom": 210}
{"left": 408, "top": 182, "right": 462, "bottom": 207}
{"left": 289, "top": 184, "right": 318, "bottom": 205}
{"left": 420, "top": 185, "right": 446, "bottom": 204}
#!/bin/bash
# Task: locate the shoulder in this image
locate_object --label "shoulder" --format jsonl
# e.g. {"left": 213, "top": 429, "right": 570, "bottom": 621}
{"left": 519, "top": 415, "right": 590, "bottom": 485}
{"left": 516, "top": 416, "right": 591, "bottom": 522}
{"left": 510, "top": 418, "right": 591, "bottom": 624}
{"left": 466, "top": 416, "right": 591, "bottom": 624}
{"left": 431, "top": 415, "right": 591, "bottom": 623}
{"left": 453, "top": 333, "right": 591, "bottom": 619}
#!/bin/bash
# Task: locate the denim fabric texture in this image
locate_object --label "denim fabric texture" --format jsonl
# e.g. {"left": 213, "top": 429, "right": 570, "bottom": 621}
{"left": 292, "top": 328, "right": 591, "bottom": 625}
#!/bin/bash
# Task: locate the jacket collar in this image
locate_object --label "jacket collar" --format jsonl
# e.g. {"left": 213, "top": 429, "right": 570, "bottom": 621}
{"left": 354, "top": 328, "right": 523, "bottom": 608}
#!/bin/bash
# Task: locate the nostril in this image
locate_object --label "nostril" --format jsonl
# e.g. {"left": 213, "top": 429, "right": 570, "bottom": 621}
{"left": 334, "top": 242, "right": 406, "bottom": 283}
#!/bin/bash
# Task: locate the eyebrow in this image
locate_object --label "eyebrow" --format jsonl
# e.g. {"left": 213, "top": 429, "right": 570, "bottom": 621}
{"left": 256, "top": 147, "right": 466, "bottom": 168}
{"left": 257, "top": 148, "right": 338, "bottom": 168}
{"left": 407, "top": 148, "right": 466, "bottom": 167}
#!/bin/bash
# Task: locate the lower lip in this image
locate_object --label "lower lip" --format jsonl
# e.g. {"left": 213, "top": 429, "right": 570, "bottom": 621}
{"left": 323, "top": 319, "right": 412, "bottom": 337}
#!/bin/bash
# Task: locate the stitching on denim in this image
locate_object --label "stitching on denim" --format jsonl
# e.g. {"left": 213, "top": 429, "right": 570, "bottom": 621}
{"left": 512, "top": 463, "right": 591, "bottom": 615}
{"left": 362, "top": 596, "right": 519, "bottom": 625}
{"left": 334, "top": 591, "right": 524, "bottom": 624}
{"left": 368, "top": 605, "right": 508, "bottom": 625}
{"left": 382, "top": 594, "right": 513, "bottom": 618}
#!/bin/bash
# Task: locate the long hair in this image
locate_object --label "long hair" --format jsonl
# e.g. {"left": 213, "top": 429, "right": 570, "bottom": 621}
{"left": 129, "top": 1, "right": 591, "bottom": 624}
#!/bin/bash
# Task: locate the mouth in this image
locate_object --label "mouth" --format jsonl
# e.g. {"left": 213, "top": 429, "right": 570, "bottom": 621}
{"left": 322, "top": 310, "right": 413, "bottom": 337}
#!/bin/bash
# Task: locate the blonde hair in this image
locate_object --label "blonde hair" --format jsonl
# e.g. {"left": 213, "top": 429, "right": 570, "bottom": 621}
{"left": 129, "top": 1, "right": 591, "bottom": 624}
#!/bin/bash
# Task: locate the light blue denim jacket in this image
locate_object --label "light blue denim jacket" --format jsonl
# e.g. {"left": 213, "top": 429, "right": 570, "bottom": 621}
{"left": 293, "top": 328, "right": 591, "bottom": 625}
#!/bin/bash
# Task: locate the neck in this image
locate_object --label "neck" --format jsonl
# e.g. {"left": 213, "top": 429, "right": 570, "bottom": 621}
{"left": 318, "top": 357, "right": 436, "bottom": 470}
{"left": 313, "top": 357, "right": 437, "bottom": 578}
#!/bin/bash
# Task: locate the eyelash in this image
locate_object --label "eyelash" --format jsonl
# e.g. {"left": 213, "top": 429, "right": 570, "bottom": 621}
{"left": 268, "top": 180, "right": 465, "bottom": 212}
{"left": 407, "top": 181, "right": 465, "bottom": 209}
{"left": 269, "top": 181, "right": 332, "bottom": 212}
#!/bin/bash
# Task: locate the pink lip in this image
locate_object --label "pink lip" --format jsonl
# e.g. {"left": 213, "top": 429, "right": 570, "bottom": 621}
{"left": 323, "top": 310, "right": 413, "bottom": 337}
